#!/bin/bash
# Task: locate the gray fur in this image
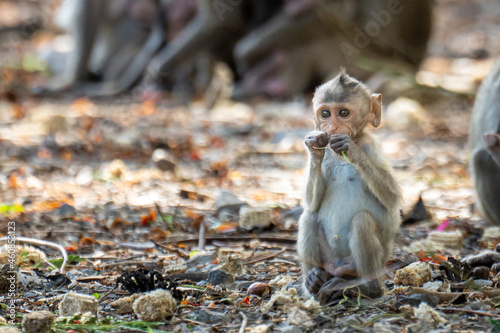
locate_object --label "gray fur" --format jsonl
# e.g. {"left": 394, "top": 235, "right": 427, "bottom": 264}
{"left": 470, "top": 58, "right": 500, "bottom": 225}
{"left": 299, "top": 135, "right": 401, "bottom": 286}
{"left": 313, "top": 71, "right": 370, "bottom": 107}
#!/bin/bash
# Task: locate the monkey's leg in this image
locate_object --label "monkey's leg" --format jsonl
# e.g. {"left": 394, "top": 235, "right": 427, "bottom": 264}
{"left": 349, "top": 211, "right": 385, "bottom": 278}
{"left": 63, "top": 0, "right": 103, "bottom": 86}
{"left": 317, "top": 211, "right": 387, "bottom": 305}
{"left": 83, "top": 17, "right": 165, "bottom": 97}
{"left": 473, "top": 149, "right": 500, "bottom": 225}
{"left": 298, "top": 211, "right": 331, "bottom": 294}
{"left": 234, "top": 0, "right": 348, "bottom": 72}
{"left": 146, "top": 0, "right": 243, "bottom": 82}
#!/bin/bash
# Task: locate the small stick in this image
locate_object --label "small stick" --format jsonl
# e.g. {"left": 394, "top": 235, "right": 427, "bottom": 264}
{"left": 198, "top": 219, "right": 206, "bottom": 250}
{"left": 181, "top": 318, "right": 207, "bottom": 326}
{"left": 438, "top": 307, "right": 500, "bottom": 319}
{"left": 238, "top": 312, "right": 248, "bottom": 333}
{"left": 245, "top": 248, "right": 286, "bottom": 265}
{"left": 406, "top": 287, "right": 500, "bottom": 302}
{"left": 0, "top": 236, "right": 68, "bottom": 273}
{"left": 99, "top": 285, "right": 117, "bottom": 301}
{"left": 425, "top": 205, "right": 463, "bottom": 212}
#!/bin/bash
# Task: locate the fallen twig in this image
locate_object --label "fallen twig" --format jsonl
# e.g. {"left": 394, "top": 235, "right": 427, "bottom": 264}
{"left": 438, "top": 307, "right": 500, "bottom": 318}
{"left": 198, "top": 219, "right": 206, "bottom": 251}
{"left": 0, "top": 236, "right": 68, "bottom": 273}
{"left": 406, "top": 287, "right": 500, "bottom": 302}
{"left": 239, "top": 312, "right": 248, "bottom": 333}
{"left": 245, "top": 249, "right": 287, "bottom": 265}
{"left": 159, "top": 235, "right": 296, "bottom": 245}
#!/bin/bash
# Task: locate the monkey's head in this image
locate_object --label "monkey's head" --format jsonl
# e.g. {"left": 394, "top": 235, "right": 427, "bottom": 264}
{"left": 312, "top": 71, "right": 381, "bottom": 140}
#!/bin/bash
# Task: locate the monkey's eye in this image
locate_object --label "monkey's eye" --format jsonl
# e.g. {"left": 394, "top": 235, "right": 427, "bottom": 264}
{"left": 321, "top": 110, "right": 331, "bottom": 118}
{"left": 339, "top": 109, "right": 350, "bottom": 118}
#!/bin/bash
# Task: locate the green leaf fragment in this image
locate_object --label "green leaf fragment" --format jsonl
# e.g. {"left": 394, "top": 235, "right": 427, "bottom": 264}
{"left": 342, "top": 151, "right": 354, "bottom": 166}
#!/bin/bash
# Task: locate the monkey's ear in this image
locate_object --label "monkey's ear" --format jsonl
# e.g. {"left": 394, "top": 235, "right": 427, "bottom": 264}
{"left": 370, "top": 93, "right": 382, "bottom": 128}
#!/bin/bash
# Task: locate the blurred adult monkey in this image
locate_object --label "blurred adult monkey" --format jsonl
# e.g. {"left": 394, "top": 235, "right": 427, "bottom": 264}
{"left": 470, "top": 59, "right": 500, "bottom": 225}
{"left": 298, "top": 71, "right": 402, "bottom": 304}
{"left": 232, "top": 0, "right": 432, "bottom": 100}
{"left": 52, "top": 0, "right": 164, "bottom": 94}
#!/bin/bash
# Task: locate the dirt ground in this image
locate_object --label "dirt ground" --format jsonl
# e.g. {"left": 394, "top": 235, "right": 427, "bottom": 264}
{"left": 1, "top": 1, "right": 500, "bottom": 332}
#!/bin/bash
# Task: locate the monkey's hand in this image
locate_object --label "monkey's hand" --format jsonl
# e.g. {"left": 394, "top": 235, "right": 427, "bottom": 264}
{"left": 305, "top": 131, "right": 329, "bottom": 159}
{"left": 305, "top": 267, "right": 332, "bottom": 295}
{"left": 325, "top": 257, "right": 358, "bottom": 278}
{"left": 333, "top": 261, "right": 358, "bottom": 279}
{"left": 330, "top": 134, "right": 353, "bottom": 157}
{"left": 484, "top": 132, "right": 500, "bottom": 166}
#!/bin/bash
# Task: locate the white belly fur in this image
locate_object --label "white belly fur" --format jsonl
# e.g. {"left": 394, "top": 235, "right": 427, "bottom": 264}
{"left": 317, "top": 150, "right": 397, "bottom": 259}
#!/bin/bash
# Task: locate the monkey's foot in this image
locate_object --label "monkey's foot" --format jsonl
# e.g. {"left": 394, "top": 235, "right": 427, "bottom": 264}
{"left": 305, "top": 267, "right": 332, "bottom": 295}
{"left": 317, "top": 277, "right": 383, "bottom": 305}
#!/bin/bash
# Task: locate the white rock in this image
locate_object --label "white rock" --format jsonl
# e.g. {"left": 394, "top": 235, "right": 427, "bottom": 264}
{"left": 423, "top": 281, "right": 450, "bottom": 292}
{"left": 429, "top": 230, "right": 463, "bottom": 249}
{"left": 21, "top": 311, "right": 55, "bottom": 333}
{"left": 415, "top": 303, "right": 447, "bottom": 326}
{"left": 58, "top": 292, "right": 98, "bottom": 316}
{"left": 239, "top": 206, "right": 272, "bottom": 229}
{"left": 407, "top": 239, "right": 444, "bottom": 255}
{"left": 110, "top": 294, "right": 140, "bottom": 315}
{"left": 482, "top": 226, "right": 500, "bottom": 241}
{"left": 132, "top": 289, "right": 177, "bottom": 321}
{"left": 394, "top": 262, "right": 432, "bottom": 287}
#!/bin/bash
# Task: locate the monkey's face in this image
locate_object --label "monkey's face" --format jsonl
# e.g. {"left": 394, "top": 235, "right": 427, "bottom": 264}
{"left": 313, "top": 101, "right": 368, "bottom": 139}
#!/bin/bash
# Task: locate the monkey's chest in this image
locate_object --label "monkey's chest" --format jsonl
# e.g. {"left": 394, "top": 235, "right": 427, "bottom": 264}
{"left": 322, "top": 159, "right": 380, "bottom": 213}
{"left": 319, "top": 154, "right": 385, "bottom": 258}
{"left": 323, "top": 153, "right": 364, "bottom": 189}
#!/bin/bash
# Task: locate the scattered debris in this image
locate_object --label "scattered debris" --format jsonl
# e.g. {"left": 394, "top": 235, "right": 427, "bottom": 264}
{"left": 262, "top": 287, "right": 298, "bottom": 313}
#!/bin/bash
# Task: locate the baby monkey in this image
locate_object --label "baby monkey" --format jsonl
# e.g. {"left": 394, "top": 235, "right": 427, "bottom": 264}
{"left": 298, "top": 71, "right": 402, "bottom": 304}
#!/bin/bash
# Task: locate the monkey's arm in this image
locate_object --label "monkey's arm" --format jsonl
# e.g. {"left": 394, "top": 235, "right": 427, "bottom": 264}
{"left": 303, "top": 131, "right": 329, "bottom": 212}
{"left": 331, "top": 133, "right": 401, "bottom": 210}
{"left": 350, "top": 139, "right": 402, "bottom": 211}
{"left": 303, "top": 156, "right": 326, "bottom": 212}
